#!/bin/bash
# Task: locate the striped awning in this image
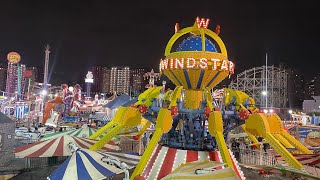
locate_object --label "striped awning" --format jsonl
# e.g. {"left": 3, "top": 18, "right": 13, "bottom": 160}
{"left": 42, "top": 126, "right": 121, "bottom": 144}
{"left": 275, "top": 154, "right": 320, "bottom": 168}
{"left": 162, "top": 160, "right": 238, "bottom": 180}
{"left": 15, "top": 135, "right": 120, "bottom": 158}
{"left": 48, "top": 148, "right": 140, "bottom": 180}
{"left": 141, "top": 145, "right": 244, "bottom": 180}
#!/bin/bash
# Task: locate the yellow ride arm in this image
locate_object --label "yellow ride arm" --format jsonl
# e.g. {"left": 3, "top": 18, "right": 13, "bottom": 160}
{"left": 208, "top": 111, "right": 233, "bottom": 168}
{"left": 89, "top": 106, "right": 142, "bottom": 150}
{"left": 168, "top": 86, "right": 182, "bottom": 108}
{"left": 131, "top": 108, "right": 173, "bottom": 179}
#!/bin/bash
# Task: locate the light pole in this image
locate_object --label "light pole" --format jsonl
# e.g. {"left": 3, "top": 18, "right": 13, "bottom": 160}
{"left": 265, "top": 53, "right": 268, "bottom": 109}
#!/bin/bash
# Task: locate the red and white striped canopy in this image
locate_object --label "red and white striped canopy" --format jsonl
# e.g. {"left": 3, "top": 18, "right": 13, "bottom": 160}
{"left": 141, "top": 144, "right": 245, "bottom": 180}
{"left": 275, "top": 154, "right": 320, "bottom": 168}
{"left": 15, "top": 135, "right": 120, "bottom": 158}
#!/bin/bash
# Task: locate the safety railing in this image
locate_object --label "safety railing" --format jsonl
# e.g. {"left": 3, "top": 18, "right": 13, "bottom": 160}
{"left": 233, "top": 148, "right": 277, "bottom": 166}
{"left": 24, "top": 156, "right": 68, "bottom": 169}
{"left": 119, "top": 140, "right": 144, "bottom": 155}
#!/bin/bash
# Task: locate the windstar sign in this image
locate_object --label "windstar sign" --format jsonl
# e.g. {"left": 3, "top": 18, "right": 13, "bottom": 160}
{"left": 160, "top": 57, "right": 234, "bottom": 74}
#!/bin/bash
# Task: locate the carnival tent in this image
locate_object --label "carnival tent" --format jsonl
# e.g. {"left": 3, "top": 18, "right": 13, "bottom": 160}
{"left": 15, "top": 135, "right": 120, "bottom": 158}
{"left": 104, "top": 94, "right": 131, "bottom": 109}
{"left": 42, "top": 125, "right": 121, "bottom": 143}
{"left": 162, "top": 160, "right": 238, "bottom": 180}
{"left": 48, "top": 148, "right": 140, "bottom": 180}
{"left": 122, "top": 97, "right": 138, "bottom": 107}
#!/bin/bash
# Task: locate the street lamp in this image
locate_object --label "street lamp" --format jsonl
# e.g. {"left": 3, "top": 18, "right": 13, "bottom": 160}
{"left": 68, "top": 86, "right": 74, "bottom": 92}
{"left": 263, "top": 109, "right": 268, "bottom": 113}
{"left": 269, "top": 109, "right": 273, "bottom": 113}
{"left": 288, "top": 110, "right": 293, "bottom": 114}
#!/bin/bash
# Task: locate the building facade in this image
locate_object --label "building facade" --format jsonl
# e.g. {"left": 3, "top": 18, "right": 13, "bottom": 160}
{"left": 303, "top": 96, "right": 320, "bottom": 113}
{"left": 0, "top": 64, "right": 7, "bottom": 92}
{"left": 101, "top": 67, "right": 110, "bottom": 94}
{"left": 88, "top": 66, "right": 146, "bottom": 95}
{"left": 287, "top": 67, "right": 305, "bottom": 109}
{"left": 5, "top": 63, "right": 26, "bottom": 97}
{"left": 91, "top": 66, "right": 104, "bottom": 95}
{"left": 131, "top": 68, "right": 147, "bottom": 95}
{"left": 110, "top": 67, "right": 130, "bottom": 94}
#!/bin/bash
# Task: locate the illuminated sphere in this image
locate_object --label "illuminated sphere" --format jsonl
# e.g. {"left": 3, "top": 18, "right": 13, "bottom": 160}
{"left": 160, "top": 18, "right": 234, "bottom": 90}
{"left": 176, "top": 36, "right": 217, "bottom": 52}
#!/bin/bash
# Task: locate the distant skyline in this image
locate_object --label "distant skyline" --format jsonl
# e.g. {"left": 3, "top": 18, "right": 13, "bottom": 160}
{"left": 0, "top": 0, "right": 319, "bottom": 83}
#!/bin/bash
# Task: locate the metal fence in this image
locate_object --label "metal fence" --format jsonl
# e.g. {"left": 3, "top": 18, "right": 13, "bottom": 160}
{"left": 234, "top": 148, "right": 277, "bottom": 166}
{"left": 119, "top": 140, "right": 144, "bottom": 155}
{"left": 24, "top": 156, "right": 68, "bottom": 169}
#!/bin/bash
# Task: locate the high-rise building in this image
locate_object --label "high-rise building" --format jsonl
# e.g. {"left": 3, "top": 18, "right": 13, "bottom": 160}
{"left": 305, "top": 78, "right": 316, "bottom": 99}
{"left": 5, "top": 63, "right": 26, "bottom": 97}
{"left": 110, "top": 67, "right": 130, "bottom": 94}
{"left": 131, "top": 68, "right": 147, "bottom": 95}
{"left": 0, "top": 64, "right": 7, "bottom": 92}
{"left": 314, "top": 73, "right": 320, "bottom": 96}
{"left": 287, "top": 68, "right": 305, "bottom": 109}
{"left": 304, "top": 73, "right": 320, "bottom": 100}
{"left": 101, "top": 67, "right": 111, "bottom": 94}
{"left": 91, "top": 66, "right": 104, "bottom": 95}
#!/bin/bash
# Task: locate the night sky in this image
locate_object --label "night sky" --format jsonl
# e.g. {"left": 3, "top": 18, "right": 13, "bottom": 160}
{"left": 0, "top": 0, "right": 319, "bottom": 84}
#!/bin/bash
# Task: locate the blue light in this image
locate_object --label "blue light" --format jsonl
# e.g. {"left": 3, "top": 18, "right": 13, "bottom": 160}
{"left": 176, "top": 36, "right": 217, "bottom": 52}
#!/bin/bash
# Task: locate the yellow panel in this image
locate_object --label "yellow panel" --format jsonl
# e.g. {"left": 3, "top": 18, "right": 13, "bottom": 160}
{"left": 281, "top": 130, "right": 313, "bottom": 154}
{"left": 200, "top": 70, "right": 214, "bottom": 89}
{"left": 164, "top": 71, "right": 180, "bottom": 86}
{"left": 131, "top": 108, "right": 173, "bottom": 179}
{"left": 265, "top": 133, "right": 303, "bottom": 169}
{"left": 187, "top": 69, "right": 201, "bottom": 89}
{"left": 185, "top": 90, "right": 203, "bottom": 109}
{"left": 241, "top": 124, "right": 261, "bottom": 150}
{"left": 208, "top": 111, "right": 224, "bottom": 134}
{"left": 245, "top": 113, "right": 270, "bottom": 136}
{"left": 207, "top": 111, "right": 233, "bottom": 168}
{"left": 208, "top": 72, "right": 229, "bottom": 89}
{"left": 169, "top": 86, "right": 183, "bottom": 108}
{"left": 143, "top": 87, "right": 163, "bottom": 107}
{"left": 273, "top": 134, "right": 295, "bottom": 148}
{"left": 156, "top": 108, "right": 173, "bottom": 133}
{"left": 204, "top": 88, "right": 213, "bottom": 110}
{"left": 203, "top": 71, "right": 219, "bottom": 88}
{"left": 172, "top": 69, "right": 188, "bottom": 89}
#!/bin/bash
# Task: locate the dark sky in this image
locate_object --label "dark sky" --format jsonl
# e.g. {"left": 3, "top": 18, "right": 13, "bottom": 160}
{"left": 0, "top": 0, "right": 319, "bottom": 84}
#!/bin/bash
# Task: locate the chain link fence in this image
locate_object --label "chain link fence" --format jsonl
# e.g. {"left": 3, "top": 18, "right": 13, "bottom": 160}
{"left": 233, "top": 148, "right": 277, "bottom": 166}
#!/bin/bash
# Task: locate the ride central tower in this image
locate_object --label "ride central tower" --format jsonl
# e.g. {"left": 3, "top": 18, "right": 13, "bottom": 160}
{"left": 158, "top": 17, "right": 234, "bottom": 149}
{"left": 160, "top": 17, "right": 234, "bottom": 109}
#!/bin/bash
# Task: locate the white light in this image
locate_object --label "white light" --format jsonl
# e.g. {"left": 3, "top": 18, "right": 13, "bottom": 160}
{"left": 54, "top": 93, "right": 58, "bottom": 97}
{"left": 269, "top": 109, "right": 273, "bottom": 113}
{"left": 288, "top": 110, "right": 293, "bottom": 114}
{"left": 263, "top": 109, "right": 268, "bottom": 113}
{"left": 68, "top": 86, "right": 74, "bottom": 92}
{"left": 4, "top": 97, "right": 7, "bottom": 99}
{"left": 41, "top": 90, "right": 47, "bottom": 95}
{"left": 261, "top": 91, "right": 267, "bottom": 96}
{"left": 11, "top": 97, "right": 15, "bottom": 100}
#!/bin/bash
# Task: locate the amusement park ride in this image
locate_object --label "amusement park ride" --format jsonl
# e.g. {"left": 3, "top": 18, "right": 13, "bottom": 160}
{"left": 87, "top": 17, "right": 312, "bottom": 179}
